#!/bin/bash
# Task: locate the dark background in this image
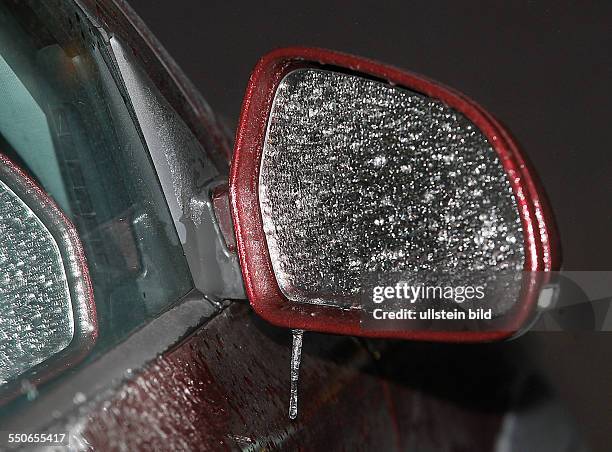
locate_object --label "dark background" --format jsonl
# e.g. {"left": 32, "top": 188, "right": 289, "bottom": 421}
{"left": 127, "top": 1, "right": 611, "bottom": 449}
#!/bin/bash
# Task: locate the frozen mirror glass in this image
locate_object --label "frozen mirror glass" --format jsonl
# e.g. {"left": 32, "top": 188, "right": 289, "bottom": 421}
{"left": 259, "top": 69, "right": 524, "bottom": 309}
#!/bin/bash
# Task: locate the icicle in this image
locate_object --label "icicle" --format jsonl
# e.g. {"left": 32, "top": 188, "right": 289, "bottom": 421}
{"left": 288, "top": 329, "right": 305, "bottom": 420}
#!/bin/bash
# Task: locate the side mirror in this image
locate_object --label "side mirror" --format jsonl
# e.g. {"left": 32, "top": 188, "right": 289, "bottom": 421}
{"left": 229, "top": 47, "right": 559, "bottom": 342}
{"left": 0, "top": 154, "right": 96, "bottom": 403}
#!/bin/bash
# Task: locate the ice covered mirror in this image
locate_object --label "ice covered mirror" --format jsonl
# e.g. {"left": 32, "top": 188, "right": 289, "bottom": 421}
{"left": 224, "top": 47, "right": 561, "bottom": 418}
{"left": 230, "top": 47, "right": 559, "bottom": 341}
{"left": 0, "top": 154, "right": 96, "bottom": 403}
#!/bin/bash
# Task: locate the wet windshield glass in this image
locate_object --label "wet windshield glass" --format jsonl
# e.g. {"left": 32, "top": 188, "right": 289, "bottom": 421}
{"left": 0, "top": 0, "right": 193, "bottom": 398}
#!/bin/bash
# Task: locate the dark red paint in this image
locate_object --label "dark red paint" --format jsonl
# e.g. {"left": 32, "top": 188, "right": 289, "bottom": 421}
{"left": 82, "top": 303, "right": 502, "bottom": 451}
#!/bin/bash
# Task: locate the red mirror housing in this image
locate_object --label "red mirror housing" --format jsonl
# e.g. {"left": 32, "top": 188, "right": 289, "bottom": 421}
{"left": 229, "top": 47, "right": 560, "bottom": 341}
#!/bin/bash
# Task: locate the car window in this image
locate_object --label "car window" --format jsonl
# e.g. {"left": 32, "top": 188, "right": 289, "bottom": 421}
{"left": 0, "top": 0, "right": 193, "bottom": 400}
